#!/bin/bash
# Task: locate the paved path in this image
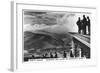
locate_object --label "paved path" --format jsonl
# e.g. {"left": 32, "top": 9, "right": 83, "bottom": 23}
{"left": 69, "top": 33, "right": 90, "bottom": 48}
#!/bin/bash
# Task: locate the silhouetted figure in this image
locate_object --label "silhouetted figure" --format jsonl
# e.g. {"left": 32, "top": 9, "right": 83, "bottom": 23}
{"left": 32, "top": 54, "right": 35, "bottom": 59}
{"left": 82, "top": 15, "right": 87, "bottom": 35}
{"left": 87, "top": 16, "right": 91, "bottom": 35}
{"left": 70, "top": 50, "right": 74, "bottom": 58}
{"left": 54, "top": 52, "right": 58, "bottom": 58}
{"left": 42, "top": 54, "right": 46, "bottom": 58}
{"left": 63, "top": 51, "right": 66, "bottom": 58}
{"left": 50, "top": 52, "right": 53, "bottom": 58}
{"left": 76, "top": 17, "right": 82, "bottom": 34}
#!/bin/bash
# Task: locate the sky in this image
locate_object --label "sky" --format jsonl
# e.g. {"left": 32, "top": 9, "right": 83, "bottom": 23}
{"left": 23, "top": 11, "right": 91, "bottom": 33}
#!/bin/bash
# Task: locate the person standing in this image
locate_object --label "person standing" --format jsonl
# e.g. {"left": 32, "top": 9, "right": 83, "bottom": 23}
{"left": 50, "top": 52, "right": 53, "bottom": 58}
{"left": 32, "top": 54, "right": 35, "bottom": 59}
{"left": 54, "top": 52, "right": 58, "bottom": 58}
{"left": 70, "top": 49, "right": 74, "bottom": 58}
{"left": 87, "top": 16, "right": 91, "bottom": 35}
{"left": 76, "top": 17, "right": 82, "bottom": 34}
{"left": 82, "top": 15, "right": 87, "bottom": 35}
{"left": 63, "top": 51, "right": 66, "bottom": 58}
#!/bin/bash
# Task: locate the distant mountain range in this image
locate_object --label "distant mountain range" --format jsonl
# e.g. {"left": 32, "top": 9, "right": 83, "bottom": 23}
{"left": 24, "top": 30, "right": 72, "bottom": 54}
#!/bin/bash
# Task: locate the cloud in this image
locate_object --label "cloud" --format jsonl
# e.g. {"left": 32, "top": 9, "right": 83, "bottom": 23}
{"left": 24, "top": 13, "right": 77, "bottom": 33}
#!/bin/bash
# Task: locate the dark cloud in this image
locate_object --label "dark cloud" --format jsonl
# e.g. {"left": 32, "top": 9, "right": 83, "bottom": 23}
{"left": 24, "top": 11, "right": 65, "bottom": 25}
{"left": 24, "top": 11, "right": 47, "bottom": 16}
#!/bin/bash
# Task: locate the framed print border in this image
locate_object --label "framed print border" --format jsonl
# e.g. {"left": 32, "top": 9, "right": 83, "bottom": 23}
{"left": 11, "top": 1, "right": 97, "bottom": 72}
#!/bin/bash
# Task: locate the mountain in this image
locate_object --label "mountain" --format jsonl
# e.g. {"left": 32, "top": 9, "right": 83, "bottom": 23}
{"left": 24, "top": 30, "right": 72, "bottom": 54}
